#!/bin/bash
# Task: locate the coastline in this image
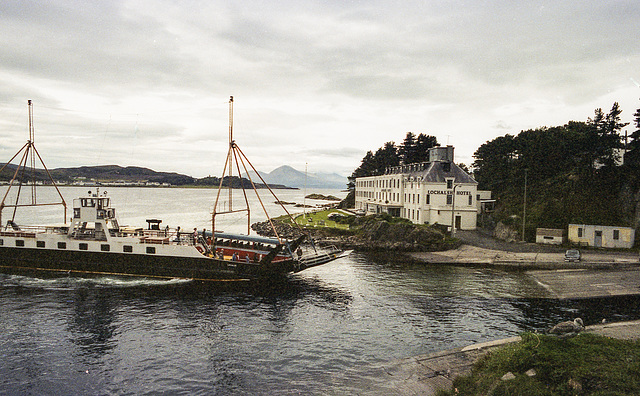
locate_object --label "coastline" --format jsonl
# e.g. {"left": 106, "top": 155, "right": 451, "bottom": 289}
{"left": 370, "top": 320, "right": 640, "bottom": 396}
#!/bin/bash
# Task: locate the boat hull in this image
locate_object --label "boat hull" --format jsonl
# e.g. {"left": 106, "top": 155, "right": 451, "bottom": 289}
{"left": 0, "top": 246, "right": 299, "bottom": 281}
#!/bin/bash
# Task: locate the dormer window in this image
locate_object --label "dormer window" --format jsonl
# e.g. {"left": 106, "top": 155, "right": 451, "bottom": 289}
{"left": 446, "top": 179, "right": 454, "bottom": 189}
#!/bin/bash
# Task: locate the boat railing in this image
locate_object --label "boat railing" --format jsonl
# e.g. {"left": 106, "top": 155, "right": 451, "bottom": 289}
{"left": 2, "top": 224, "right": 66, "bottom": 236}
{"left": 298, "top": 245, "right": 342, "bottom": 266}
{"left": 0, "top": 230, "right": 37, "bottom": 238}
{"left": 138, "top": 229, "right": 200, "bottom": 246}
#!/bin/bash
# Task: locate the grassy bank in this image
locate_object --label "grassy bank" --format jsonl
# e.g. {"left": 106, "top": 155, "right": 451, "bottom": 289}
{"left": 438, "top": 332, "right": 640, "bottom": 395}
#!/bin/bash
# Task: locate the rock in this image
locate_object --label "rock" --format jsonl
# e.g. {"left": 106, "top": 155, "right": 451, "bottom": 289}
{"left": 501, "top": 372, "right": 516, "bottom": 381}
{"left": 525, "top": 369, "right": 536, "bottom": 377}
{"left": 568, "top": 378, "right": 582, "bottom": 392}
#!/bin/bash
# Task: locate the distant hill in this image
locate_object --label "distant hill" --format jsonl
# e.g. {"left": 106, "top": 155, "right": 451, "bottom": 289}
{"left": 51, "top": 165, "right": 196, "bottom": 185}
{"left": 0, "top": 163, "right": 196, "bottom": 185}
{"left": 0, "top": 163, "right": 291, "bottom": 188}
{"left": 245, "top": 165, "right": 347, "bottom": 189}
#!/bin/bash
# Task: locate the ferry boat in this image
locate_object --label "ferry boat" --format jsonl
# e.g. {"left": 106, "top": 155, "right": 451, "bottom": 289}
{"left": 0, "top": 189, "right": 337, "bottom": 281}
{"left": 0, "top": 99, "right": 345, "bottom": 281}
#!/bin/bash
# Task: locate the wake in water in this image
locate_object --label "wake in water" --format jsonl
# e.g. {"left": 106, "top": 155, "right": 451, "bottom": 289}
{"left": 0, "top": 273, "right": 192, "bottom": 290}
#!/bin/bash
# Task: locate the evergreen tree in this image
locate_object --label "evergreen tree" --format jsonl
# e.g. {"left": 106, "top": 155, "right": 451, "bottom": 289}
{"left": 414, "top": 133, "right": 439, "bottom": 163}
{"left": 349, "top": 141, "right": 400, "bottom": 185}
{"left": 399, "top": 132, "right": 418, "bottom": 164}
{"left": 372, "top": 141, "right": 400, "bottom": 173}
{"left": 588, "top": 103, "right": 628, "bottom": 168}
{"left": 625, "top": 105, "right": 640, "bottom": 167}
{"left": 472, "top": 134, "right": 517, "bottom": 193}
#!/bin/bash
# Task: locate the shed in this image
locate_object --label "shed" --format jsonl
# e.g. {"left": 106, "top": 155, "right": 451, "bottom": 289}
{"left": 536, "top": 228, "right": 564, "bottom": 245}
{"left": 568, "top": 224, "right": 635, "bottom": 249}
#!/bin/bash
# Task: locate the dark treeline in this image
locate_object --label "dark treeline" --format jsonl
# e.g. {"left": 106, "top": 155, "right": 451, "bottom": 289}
{"left": 341, "top": 132, "right": 439, "bottom": 208}
{"left": 473, "top": 102, "right": 640, "bottom": 240}
{"left": 348, "top": 132, "right": 439, "bottom": 184}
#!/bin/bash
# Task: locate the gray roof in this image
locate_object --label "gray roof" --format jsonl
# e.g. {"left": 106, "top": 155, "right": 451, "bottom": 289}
{"left": 387, "top": 161, "right": 477, "bottom": 184}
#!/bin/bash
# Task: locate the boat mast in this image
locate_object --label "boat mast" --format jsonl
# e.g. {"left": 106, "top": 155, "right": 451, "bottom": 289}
{"left": 228, "top": 95, "right": 233, "bottom": 212}
{"left": 210, "top": 97, "right": 311, "bottom": 243}
{"left": 0, "top": 100, "right": 67, "bottom": 227}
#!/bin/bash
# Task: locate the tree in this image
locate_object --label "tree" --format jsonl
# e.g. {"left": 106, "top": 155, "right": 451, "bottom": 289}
{"left": 372, "top": 141, "right": 399, "bottom": 173}
{"left": 472, "top": 134, "right": 517, "bottom": 193}
{"left": 588, "top": 102, "right": 628, "bottom": 169}
{"left": 625, "top": 105, "right": 640, "bottom": 167}
{"left": 398, "top": 132, "right": 439, "bottom": 164}
{"left": 349, "top": 141, "right": 400, "bottom": 186}
{"left": 399, "top": 132, "right": 418, "bottom": 164}
{"left": 414, "top": 133, "right": 439, "bottom": 163}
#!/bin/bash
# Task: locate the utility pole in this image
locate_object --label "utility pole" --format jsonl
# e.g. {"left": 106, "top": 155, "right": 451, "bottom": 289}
{"left": 522, "top": 169, "right": 528, "bottom": 242}
{"left": 450, "top": 184, "right": 458, "bottom": 237}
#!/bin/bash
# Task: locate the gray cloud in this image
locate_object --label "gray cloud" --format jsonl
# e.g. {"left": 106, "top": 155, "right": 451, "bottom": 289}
{"left": 1, "top": 1, "right": 639, "bottom": 178}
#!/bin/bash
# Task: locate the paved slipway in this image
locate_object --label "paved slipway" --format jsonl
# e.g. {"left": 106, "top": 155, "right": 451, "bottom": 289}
{"left": 354, "top": 230, "right": 640, "bottom": 395}
{"left": 409, "top": 230, "right": 640, "bottom": 299}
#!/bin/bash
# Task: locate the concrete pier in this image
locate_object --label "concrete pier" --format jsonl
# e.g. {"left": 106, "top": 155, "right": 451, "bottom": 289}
{"left": 409, "top": 244, "right": 640, "bottom": 299}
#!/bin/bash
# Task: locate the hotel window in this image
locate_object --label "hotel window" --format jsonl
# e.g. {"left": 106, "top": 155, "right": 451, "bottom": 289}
{"left": 58, "top": 242, "right": 67, "bottom": 249}
{"left": 468, "top": 195, "right": 473, "bottom": 205}
{"left": 417, "top": 195, "right": 420, "bottom": 204}
{"left": 578, "top": 228, "right": 583, "bottom": 238}
{"left": 447, "top": 179, "right": 453, "bottom": 189}
{"left": 16, "top": 240, "right": 25, "bottom": 247}
{"left": 426, "top": 195, "right": 430, "bottom": 204}
{"left": 613, "top": 230, "right": 620, "bottom": 240}
{"left": 101, "top": 244, "right": 110, "bottom": 252}
{"left": 79, "top": 243, "right": 88, "bottom": 250}
{"left": 447, "top": 194, "right": 453, "bottom": 205}
{"left": 37, "top": 241, "right": 45, "bottom": 248}
{"left": 146, "top": 246, "right": 156, "bottom": 254}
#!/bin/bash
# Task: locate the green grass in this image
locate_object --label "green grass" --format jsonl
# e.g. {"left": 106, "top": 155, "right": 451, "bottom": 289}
{"left": 292, "top": 209, "right": 351, "bottom": 230}
{"left": 438, "top": 333, "right": 640, "bottom": 396}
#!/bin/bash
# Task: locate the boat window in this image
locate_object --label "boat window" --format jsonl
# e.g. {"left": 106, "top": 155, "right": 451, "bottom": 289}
{"left": 81, "top": 198, "right": 96, "bottom": 207}
{"left": 0, "top": 239, "right": 3, "bottom": 246}
{"left": 79, "top": 243, "right": 88, "bottom": 250}
{"left": 16, "top": 240, "right": 25, "bottom": 247}
{"left": 146, "top": 246, "right": 156, "bottom": 254}
{"left": 123, "top": 245, "right": 133, "bottom": 253}
{"left": 101, "top": 244, "right": 110, "bottom": 252}
{"left": 37, "top": 241, "right": 45, "bottom": 248}
{"left": 57, "top": 242, "right": 67, "bottom": 249}
{"left": 73, "top": 208, "right": 80, "bottom": 218}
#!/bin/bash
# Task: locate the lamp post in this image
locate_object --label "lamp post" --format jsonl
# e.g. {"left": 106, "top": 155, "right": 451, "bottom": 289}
{"left": 450, "top": 184, "right": 458, "bottom": 237}
{"left": 522, "top": 169, "right": 528, "bottom": 242}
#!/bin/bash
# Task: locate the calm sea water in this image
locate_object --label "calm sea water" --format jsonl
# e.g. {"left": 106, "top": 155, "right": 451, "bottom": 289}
{"left": 2, "top": 187, "right": 640, "bottom": 395}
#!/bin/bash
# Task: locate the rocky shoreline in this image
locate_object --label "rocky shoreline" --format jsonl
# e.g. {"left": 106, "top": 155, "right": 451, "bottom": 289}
{"left": 251, "top": 215, "right": 460, "bottom": 252}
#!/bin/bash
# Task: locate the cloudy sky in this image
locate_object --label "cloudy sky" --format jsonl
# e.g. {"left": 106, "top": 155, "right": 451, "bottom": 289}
{"left": 1, "top": 1, "right": 639, "bottom": 179}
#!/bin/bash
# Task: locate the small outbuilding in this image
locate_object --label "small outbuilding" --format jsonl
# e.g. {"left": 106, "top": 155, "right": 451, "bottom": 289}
{"left": 536, "top": 228, "right": 564, "bottom": 245}
{"left": 568, "top": 224, "right": 636, "bottom": 249}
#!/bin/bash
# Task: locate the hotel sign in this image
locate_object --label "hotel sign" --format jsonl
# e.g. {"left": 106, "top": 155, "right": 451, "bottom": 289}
{"left": 426, "top": 190, "right": 471, "bottom": 195}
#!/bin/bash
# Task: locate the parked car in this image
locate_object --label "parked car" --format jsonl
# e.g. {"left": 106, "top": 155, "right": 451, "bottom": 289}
{"left": 564, "top": 249, "right": 581, "bottom": 262}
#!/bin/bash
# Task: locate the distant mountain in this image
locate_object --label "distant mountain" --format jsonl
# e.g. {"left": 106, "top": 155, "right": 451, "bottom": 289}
{"left": 245, "top": 165, "right": 347, "bottom": 189}
{"left": 0, "top": 163, "right": 291, "bottom": 188}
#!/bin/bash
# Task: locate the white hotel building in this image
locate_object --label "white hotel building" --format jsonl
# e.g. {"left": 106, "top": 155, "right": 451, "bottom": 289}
{"left": 355, "top": 146, "right": 488, "bottom": 231}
